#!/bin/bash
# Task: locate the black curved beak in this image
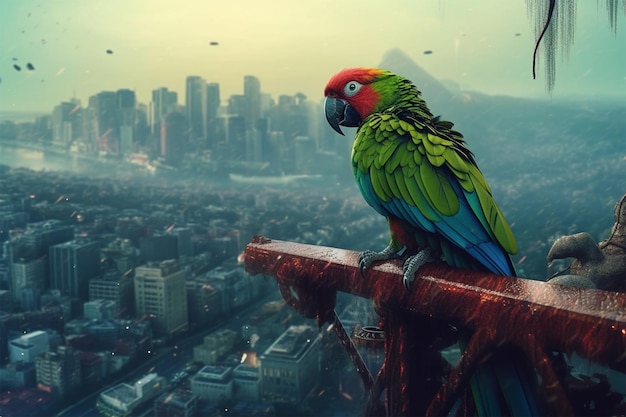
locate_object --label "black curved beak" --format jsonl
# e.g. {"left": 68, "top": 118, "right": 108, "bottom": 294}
{"left": 324, "top": 97, "right": 361, "bottom": 136}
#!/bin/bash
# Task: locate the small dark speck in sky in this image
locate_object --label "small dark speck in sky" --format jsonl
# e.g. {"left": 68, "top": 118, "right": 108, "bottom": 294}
{"left": 423, "top": 50, "right": 433, "bottom": 55}
{"left": 515, "top": 33, "right": 521, "bottom": 36}
{"left": 106, "top": 49, "right": 113, "bottom": 54}
{"left": 13, "top": 64, "right": 21, "bottom": 71}
{"left": 26, "top": 63, "right": 35, "bottom": 71}
{"left": 210, "top": 41, "right": 219, "bottom": 46}
{"left": 12, "top": 57, "right": 18, "bottom": 61}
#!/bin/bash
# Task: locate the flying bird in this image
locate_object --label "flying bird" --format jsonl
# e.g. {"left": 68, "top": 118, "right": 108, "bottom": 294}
{"left": 324, "top": 68, "right": 539, "bottom": 416}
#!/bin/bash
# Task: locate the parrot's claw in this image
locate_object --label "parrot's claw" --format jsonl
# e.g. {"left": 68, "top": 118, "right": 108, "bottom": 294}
{"left": 402, "top": 248, "right": 432, "bottom": 290}
{"left": 358, "top": 244, "right": 397, "bottom": 275}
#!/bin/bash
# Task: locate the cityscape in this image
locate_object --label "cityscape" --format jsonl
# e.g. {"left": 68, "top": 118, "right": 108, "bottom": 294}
{"left": 0, "top": 72, "right": 349, "bottom": 182}
{"left": 0, "top": 47, "right": 624, "bottom": 416}
{"left": 0, "top": 70, "right": 387, "bottom": 417}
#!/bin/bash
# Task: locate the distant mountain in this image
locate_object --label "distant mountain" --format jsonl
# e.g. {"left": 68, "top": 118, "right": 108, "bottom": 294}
{"left": 378, "top": 48, "right": 455, "bottom": 111}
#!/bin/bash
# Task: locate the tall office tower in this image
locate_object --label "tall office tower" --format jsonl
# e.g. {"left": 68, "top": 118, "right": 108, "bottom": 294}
{"left": 15, "top": 221, "right": 74, "bottom": 259}
{"left": 134, "top": 260, "right": 188, "bottom": 338}
{"left": 8, "top": 221, "right": 74, "bottom": 299}
{"left": 205, "top": 83, "right": 221, "bottom": 149}
{"left": 160, "top": 111, "right": 186, "bottom": 166}
{"left": 152, "top": 87, "right": 178, "bottom": 135}
{"left": 117, "top": 89, "right": 136, "bottom": 155}
{"left": 35, "top": 345, "right": 80, "bottom": 399}
{"left": 11, "top": 257, "right": 45, "bottom": 309}
{"left": 206, "top": 83, "right": 220, "bottom": 120}
{"left": 227, "top": 116, "right": 246, "bottom": 160}
{"left": 88, "top": 266, "right": 135, "bottom": 317}
{"left": 51, "top": 100, "right": 79, "bottom": 146}
{"left": 243, "top": 75, "right": 261, "bottom": 130}
{"left": 259, "top": 325, "right": 321, "bottom": 407}
{"left": 90, "top": 91, "right": 119, "bottom": 155}
{"left": 185, "top": 76, "right": 206, "bottom": 140}
{"left": 49, "top": 239, "right": 100, "bottom": 300}
{"left": 168, "top": 227, "right": 193, "bottom": 258}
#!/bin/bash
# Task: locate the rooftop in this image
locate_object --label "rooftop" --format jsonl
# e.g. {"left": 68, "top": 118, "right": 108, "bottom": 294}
{"left": 261, "top": 324, "right": 318, "bottom": 361}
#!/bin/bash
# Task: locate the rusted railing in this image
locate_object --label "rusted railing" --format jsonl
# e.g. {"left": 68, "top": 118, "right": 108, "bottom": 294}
{"left": 244, "top": 236, "right": 626, "bottom": 416}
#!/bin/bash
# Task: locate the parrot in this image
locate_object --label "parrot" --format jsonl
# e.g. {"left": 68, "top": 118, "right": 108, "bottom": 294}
{"left": 323, "top": 67, "right": 517, "bottom": 288}
{"left": 324, "top": 67, "right": 540, "bottom": 416}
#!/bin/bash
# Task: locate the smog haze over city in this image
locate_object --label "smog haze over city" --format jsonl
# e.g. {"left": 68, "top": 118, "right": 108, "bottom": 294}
{"left": 0, "top": 1, "right": 625, "bottom": 417}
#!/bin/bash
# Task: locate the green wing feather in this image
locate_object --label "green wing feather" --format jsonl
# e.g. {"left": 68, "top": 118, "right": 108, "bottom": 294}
{"left": 353, "top": 106, "right": 517, "bottom": 257}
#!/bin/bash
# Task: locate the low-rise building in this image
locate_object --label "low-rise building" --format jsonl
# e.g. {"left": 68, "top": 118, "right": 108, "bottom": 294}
{"left": 190, "top": 365, "right": 233, "bottom": 403}
{"left": 233, "top": 363, "right": 260, "bottom": 402}
{"left": 97, "top": 373, "right": 167, "bottom": 417}
{"left": 193, "top": 328, "right": 238, "bottom": 365}
{"left": 154, "top": 389, "right": 198, "bottom": 417}
{"left": 8, "top": 330, "right": 50, "bottom": 363}
{"left": 259, "top": 324, "right": 320, "bottom": 406}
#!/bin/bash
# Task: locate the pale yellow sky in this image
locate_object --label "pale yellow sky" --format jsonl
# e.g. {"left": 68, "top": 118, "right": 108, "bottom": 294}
{"left": 1, "top": 1, "right": 624, "bottom": 112}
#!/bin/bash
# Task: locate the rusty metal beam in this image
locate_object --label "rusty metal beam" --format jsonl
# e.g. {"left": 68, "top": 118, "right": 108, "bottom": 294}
{"left": 244, "top": 236, "right": 626, "bottom": 372}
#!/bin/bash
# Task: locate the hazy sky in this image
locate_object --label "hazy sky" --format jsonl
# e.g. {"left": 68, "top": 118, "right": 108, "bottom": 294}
{"left": 1, "top": 1, "right": 624, "bottom": 113}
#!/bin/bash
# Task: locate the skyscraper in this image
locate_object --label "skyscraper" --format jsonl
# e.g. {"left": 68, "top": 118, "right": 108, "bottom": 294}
{"left": 117, "top": 89, "right": 136, "bottom": 155}
{"left": 205, "top": 83, "right": 220, "bottom": 149}
{"left": 49, "top": 239, "right": 101, "bottom": 300}
{"left": 243, "top": 75, "right": 261, "bottom": 130}
{"left": 51, "top": 100, "right": 80, "bottom": 147}
{"left": 151, "top": 87, "right": 178, "bottom": 135}
{"left": 186, "top": 76, "right": 206, "bottom": 140}
{"left": 160, "top": 112, "right": 186, "bottom": 166}
{"left": 89, "top": 91, "right": 119, "bottom": 155}
{"left": 11, "top": 257, "right": 45, "bottom": 309}
{"left": 134, "top": 260, "right": 188, "bottom": 338}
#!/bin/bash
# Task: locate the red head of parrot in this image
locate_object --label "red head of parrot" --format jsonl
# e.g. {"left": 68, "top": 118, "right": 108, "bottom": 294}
{"left": 323, "top": 67, "right": 387, "bottom": 135}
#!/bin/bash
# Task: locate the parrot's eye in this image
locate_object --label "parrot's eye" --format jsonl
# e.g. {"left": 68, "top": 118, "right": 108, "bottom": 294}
{"left": 344, "top": 81, "right": 362, "bottom": 97}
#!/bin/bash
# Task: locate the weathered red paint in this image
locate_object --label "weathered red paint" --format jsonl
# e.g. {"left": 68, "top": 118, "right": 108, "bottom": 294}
{"left": 244, "top": 236, "right": 626, "bottom": 416}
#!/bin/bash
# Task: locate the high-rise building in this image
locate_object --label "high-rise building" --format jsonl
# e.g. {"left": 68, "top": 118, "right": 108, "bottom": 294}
{"left": 185, "top": 76, "right": 206, "bottom": 140}
{"left": 206, "top": 84, "right": 220, "bottom": 118}
{"left": 151, "top": 87, "right": 178, "bottom": 135}
{"left": 227, "top": 116, "right": 246, "bottom": 160}
{"left": 186, "top": 278, "right": 222, "bottom": 329}
{"left": 11, "top": 257, "right": 45, "bottom": 307}
{"left": 259, "top": 325, "right": 320, "bottom": 406}
{"left": 90, "top": 91, "right": 119, "bottom": 155}
{"left": 160, "top": 111, "right": 186, "bottom": 166}
{"left": 88, "top": 268, "right": 134, "bottom": 317}
{"left": 51, "top": 100, "right": 81, "bottom": 146}
{"left": 8, "top": 220, "right": 74, "bottom": 301}
{"left": 243, "top": 75, "right": 261, "bottom": 130}
{"left": 49, "top": 239, "right": 101, "bottom": 300}
{"left": 117, "top": 89, "right": 136, "bottom": 155}
{"left": 134, "top": 260, "right": 188, "bottom": 338}
{"left": 168, "top": 227, "right": 193, "bottom": 258}
{"left": 205, "top": 83, "right": 220, "bottom": 149}
{"left": 35, "top": 345, "right": 81, "bottom": 399}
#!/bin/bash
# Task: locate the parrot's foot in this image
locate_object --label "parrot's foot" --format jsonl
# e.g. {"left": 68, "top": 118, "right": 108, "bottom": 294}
{"left": 402, "top": 248, "right": 432, "bottom": 290}
{"left": 358, "top": 243, "right": 398, "bottom": 274}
